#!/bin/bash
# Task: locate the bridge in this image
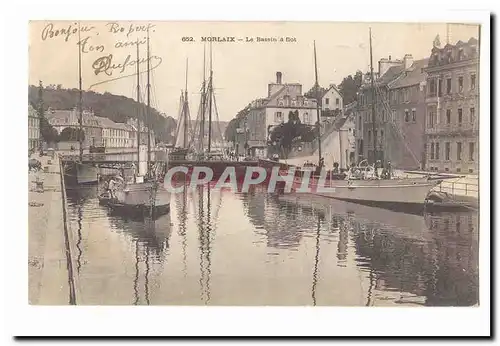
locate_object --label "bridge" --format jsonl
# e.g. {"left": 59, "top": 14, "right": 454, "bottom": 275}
{"left": 58, "top": 148, "right": 166, "bottom": 168}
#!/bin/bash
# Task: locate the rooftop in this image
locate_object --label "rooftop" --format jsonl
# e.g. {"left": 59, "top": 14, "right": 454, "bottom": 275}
{"left": 389, "top": 58, "right": 429, "bottom": 89}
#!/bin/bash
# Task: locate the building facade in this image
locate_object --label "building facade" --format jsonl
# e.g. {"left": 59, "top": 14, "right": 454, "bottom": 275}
{"left": 242, "top": 71, "right": 318, "bottom": 158}
{"left": 424, "top": 38, "right": 479, "bottom": 173}
{"left": 386, "top": 56, "right": 428, "bottom": 169}
{"left": 126, "top": 118, "right": 156, "bottom": 148}
{"left": 46, "top": 108, "right": 103, "bottom": 148}
{"left": 356, "top": 57, "right": 404, "bottom": 165}
{"left": 321, "top": 84, "right": 343, "bottom": 117}
{"left": 99, "top": 117, "right": 136, "bottom": 148}
{"left": 28, "top": 104, "right": 40, "bottom": 150}
{"left": 355, "top": 54, "right": 427, "bottom": 170}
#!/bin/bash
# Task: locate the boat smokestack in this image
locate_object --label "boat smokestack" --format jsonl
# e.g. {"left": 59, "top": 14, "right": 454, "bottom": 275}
{"left": 276, "top": 71, "right": 282, "bottom": 84}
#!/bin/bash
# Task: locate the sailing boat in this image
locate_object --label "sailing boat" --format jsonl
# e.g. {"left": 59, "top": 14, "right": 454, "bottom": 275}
{"left": 170, "top": 59, "right": 191, "bottom": 161}
{"left": 75, "top": 22, "right": 99, "bottom": 184}
{"left": 100, "top": 29, "right": 171, "bottom": 218}
{"left": 169, "top": 43, "right": 253, "bottom": 180}
{"left": 287, "top": 34, "right": 441, "bottom": 207}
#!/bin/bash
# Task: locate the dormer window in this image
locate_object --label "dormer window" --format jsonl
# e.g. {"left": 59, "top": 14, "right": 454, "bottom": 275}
{"left": 458, "top": 48, "right": 464, "bottom": 60}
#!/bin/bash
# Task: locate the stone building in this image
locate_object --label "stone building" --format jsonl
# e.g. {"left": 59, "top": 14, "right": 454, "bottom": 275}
{"left": 242, "top": 71, "right": 318, "bottom": 158}
{"left": 46, "top": 108, "right": 103, "bottom": 148}
{"left": 28, "top": 104, "right": 40, "bottom": 150}
{"left": 356, "top": 57, "right": 404, "bottom": 165}
{"left": 424, "top": 38, "right": 479, "bottom": 173}
{"left": 355, "top": 55, "right": 428, "bottom": 170}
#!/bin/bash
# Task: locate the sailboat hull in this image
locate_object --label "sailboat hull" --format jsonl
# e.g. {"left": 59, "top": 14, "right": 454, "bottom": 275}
{"left": 290, "top": 177, "right": 439, "bottom": 205}
{"left": 100, "top": 181, "right": 171, "bottom": 219}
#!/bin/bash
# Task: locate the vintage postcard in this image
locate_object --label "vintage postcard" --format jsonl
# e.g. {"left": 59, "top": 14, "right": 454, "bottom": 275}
{"left": 24, "top": 17, "right": 489, "bottom": 335}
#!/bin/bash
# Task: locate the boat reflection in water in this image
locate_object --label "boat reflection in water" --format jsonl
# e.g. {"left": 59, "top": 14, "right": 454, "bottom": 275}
{"left": 108, "top": 211, "right": 172, "bottom": 305}
{"left": 64, "top": 183, "right": 478, "bottom": 306}
{"left": 66, "top": 184, "right": 172, "bottom": 305}
{"left": 276, "top": 193, "right": 479, "bottom": 306}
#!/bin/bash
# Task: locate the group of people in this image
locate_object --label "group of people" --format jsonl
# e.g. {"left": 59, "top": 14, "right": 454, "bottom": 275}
{"left": 101, "top": 172, "right": 125, "bottom": 200}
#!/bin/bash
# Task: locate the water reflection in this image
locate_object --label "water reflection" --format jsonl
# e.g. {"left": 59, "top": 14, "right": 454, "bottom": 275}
{"left": 311, "top": 214, "right": 321, "bottom": 306}
{"left": 64, "top": 183, "right": 478, "bottom": 306}
{"left": 276, "top": 194, "right": 478, "bottom": 306}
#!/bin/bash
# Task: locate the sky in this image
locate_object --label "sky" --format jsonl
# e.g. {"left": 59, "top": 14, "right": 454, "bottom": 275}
{"left": 29, "top": 21, "right": 480, "bottom": 121}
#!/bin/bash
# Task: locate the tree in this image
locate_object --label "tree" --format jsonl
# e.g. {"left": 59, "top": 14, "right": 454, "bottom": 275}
{"left": 304, "top": 85, "right": 327, "bottom": 105}
{"left": 36, "top": 81, "right": 59, "bottom": 144}
{"left": 59, "top": 127, "right": 85, "bottom": 142}
{"left": 28, "top": 84, "right": 177, "bottom": 144}
{"left": 338, "top": 70, "right": 363, "bottom": 105}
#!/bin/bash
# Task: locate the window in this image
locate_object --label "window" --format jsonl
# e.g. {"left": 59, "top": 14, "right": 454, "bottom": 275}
{"left": 445, "top": 142, "right": 451, "bottom": 160}
{"left": 438, "top": 79, "right": 443, "bottom": 97}
{"left": 435, "top": 142, "right": 440, "bottom": 160}
{"left": 471, "top": 74, "right": 476, "bottom": 90}
{"left": 446, "top": 78, "right": 452, "bottom": 94}
{"left": 325, "top": 98, "right": 329, "bottom": 105}
{"left": 404, "top": 88, "right": 409, "bottom": 102}
{"left": 427, "top": 110, "right": 436, "bottom": 128}
{"left": 303, "top": 113, "right": 310, "bottom": 123}
{"left": 446, "top": 109, "right": 451, "bottom": 124}
{"left": 380, "top": 129, "right": 384, "bottom": 140}
{"left": 458, "top": 108, "right": 463, "bottom": 125}
{"left": 458, "top": 76, "right": 464, "bottom": 92}
{"left": 412, "top": 109, "right": 416, "bottom": 122}
{"left": 469, "top": 142, "right": 475, "bottom": 161}
{"left": 404, "top": 109, "right": 410, "bottom": 122}
{"left": 429, "top": 79, "right": 436, "bottom": 96}
{"left": 336, "top": 98, "right": 340, "bottom": 106}
{"left": 430, "top": 142, "right": 435, "bottom": 160}
{"left": 457, "top": 142, "right": 462, "bottom": 161}
{"left": 470, "top": 107, "right": 475, "bottom": 123}
{"left": 274, "top": 111, "right": 283, "bottom": 123}
{"left": 368, "top": 130, "right": 372, "bottom": 143}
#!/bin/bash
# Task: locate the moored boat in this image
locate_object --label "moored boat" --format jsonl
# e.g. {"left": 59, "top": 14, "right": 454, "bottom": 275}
{"left": 99, "top": 29, "right": 170, "bottom": 219}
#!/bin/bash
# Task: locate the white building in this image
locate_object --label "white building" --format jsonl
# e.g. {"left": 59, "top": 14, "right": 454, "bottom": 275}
{"left": 28, "top": 104, "right": 40, "bottom": 150}
{"left": 321, "top": 84, "right": 343, "bottom": 116}
{"left": 98, "top": 117, "right": 136, "bottom": 148}
{"left": 243, "top": 71, "right": 318, "bottom": 157}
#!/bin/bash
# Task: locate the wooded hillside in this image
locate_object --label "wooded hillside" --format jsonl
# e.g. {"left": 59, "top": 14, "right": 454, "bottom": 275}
{"left": 28, "top": 85, "right": 177, "bottom": 143}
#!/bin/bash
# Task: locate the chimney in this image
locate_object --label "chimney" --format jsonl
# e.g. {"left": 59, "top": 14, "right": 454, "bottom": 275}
{"left": 403, "top": 54, "right": 413, "bottom": 69}
{"left": 276, "top": 71, "right": 282, "bottom": 84}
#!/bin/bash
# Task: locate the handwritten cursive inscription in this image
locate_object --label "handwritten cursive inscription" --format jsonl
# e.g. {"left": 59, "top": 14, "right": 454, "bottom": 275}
{"left": 92, "top": 54, "right": 162, "bottom": 76}
{"left": 41, "top": 22, "right": 95, "bottom": 42}
{"left": 106, "top": 22, "right": 156, "bottom": 38}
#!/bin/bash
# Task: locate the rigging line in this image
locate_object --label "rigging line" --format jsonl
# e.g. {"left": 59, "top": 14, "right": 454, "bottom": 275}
{"left": 373, "top": 82, "right": 421, "bottom": 165}
{"left": 211, "top": 89, "right": 224, "bottom": 144}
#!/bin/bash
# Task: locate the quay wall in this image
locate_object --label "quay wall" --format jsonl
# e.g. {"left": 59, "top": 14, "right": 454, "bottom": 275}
{"left": 28, "top": 154, "right": 79, "bottom": 305}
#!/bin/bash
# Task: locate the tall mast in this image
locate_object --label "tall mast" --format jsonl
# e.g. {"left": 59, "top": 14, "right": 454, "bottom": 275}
{"left": 146, "top": 28, "right": 151, "bottom": 167}
{"left": 207, "top": 41, "right": 213, "bottom": 153}
{"left": 200, "top": 44, "right": 206, "bottom": 152}
{"left": 136, "top": 37, "right": 141, "bottom": 169}
{"left": 369, "top": 28, "right": 378, "bottom": 175}
{"left": 184, "top": 58, "right": 189, "bottom": 148}
{"left": 78, "top": 22, "right": 83, "bottom": 162}
{"left": 313, "top": 41, "right": 322, "bottom": 164}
